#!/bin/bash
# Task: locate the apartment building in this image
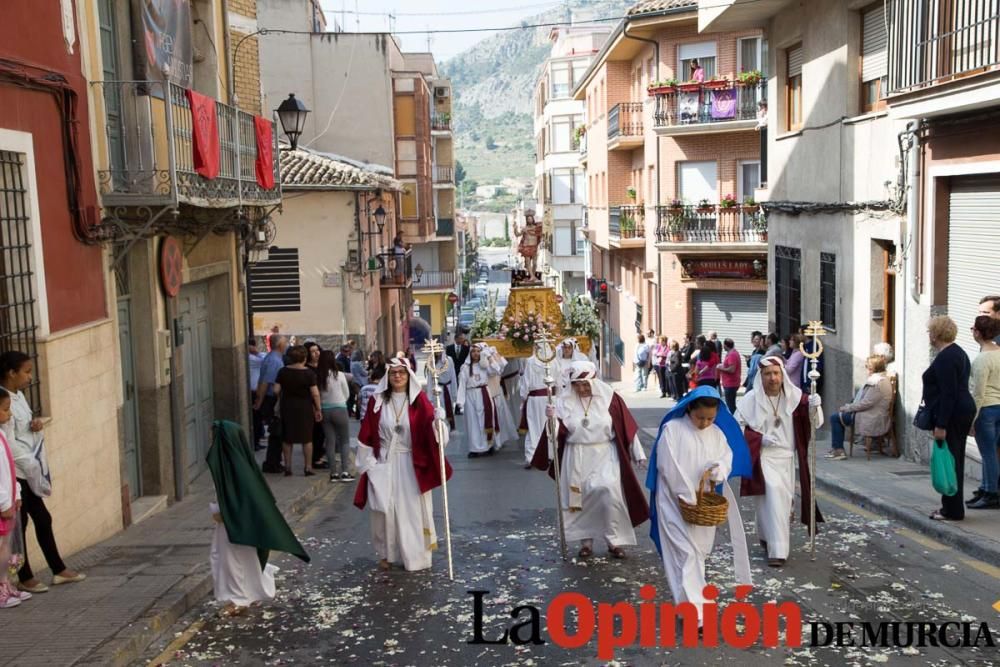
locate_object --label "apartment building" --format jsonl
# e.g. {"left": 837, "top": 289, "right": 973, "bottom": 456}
{"left": 705, "top": 0, "right": 1000, "bottom": 474}
{"left": 533, "top": 22, "right": 611, "bottom": 295}
{"left": 578, "top": 0, "right": 766, "bottom": 382}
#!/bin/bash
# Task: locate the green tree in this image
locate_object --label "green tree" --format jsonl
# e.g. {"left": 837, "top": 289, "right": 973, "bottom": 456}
{"left": 504, "top": 215, "right": 510, "bottom": 241}
{"left": 454, "top": 160, "right": 466, "bottom": 184}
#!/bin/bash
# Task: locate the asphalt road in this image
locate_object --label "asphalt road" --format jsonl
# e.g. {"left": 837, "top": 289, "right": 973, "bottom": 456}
{"left": 142, "top": 392, "right": 1000, "bottom": 667}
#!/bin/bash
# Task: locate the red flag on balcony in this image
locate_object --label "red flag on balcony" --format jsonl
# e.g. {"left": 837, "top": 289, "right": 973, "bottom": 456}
{"left": 185, "top": 89, "right": 220, "bottom": 179}
{"left": 254, "top": 116, "right": 275, "bottom": 190}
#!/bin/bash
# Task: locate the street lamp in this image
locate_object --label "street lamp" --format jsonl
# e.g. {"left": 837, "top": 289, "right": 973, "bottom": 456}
{"left": 373, "top": 205, "right": 387, "bottom": 234}
{"left": 276, "top": 94, "right": 310, "bottom": 151}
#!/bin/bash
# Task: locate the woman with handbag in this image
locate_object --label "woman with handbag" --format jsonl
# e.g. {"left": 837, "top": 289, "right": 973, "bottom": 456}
{"left": 0, "top": 351, "right": 85, "bottom": 593}
{"left": 920, "top": 317, "right": 977, "bottom": 521}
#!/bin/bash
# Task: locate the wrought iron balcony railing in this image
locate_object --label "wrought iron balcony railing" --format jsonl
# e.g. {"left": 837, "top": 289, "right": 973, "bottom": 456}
{"left": 608, "top": 102, "right": 644, "bottom": 140}
{"left": 94, "top": 80, "right": 281, "bottom": 208}
{"left": 413, "top": 269, "right": 456, "bottom": 289}
{"left": 887, "top": 0, "right": 1000, "bottom": 94}
{"left": 654, "top": 205, "right": 767, "bottom": 243}
{"left": 431, "top": 111, "right": 452, "bottom": 131}
{"left": 609, "top": 204, "right": 647, "bottom": 241}
{"left": 434, "top": 165, "right": 454, "bottom": 183}
{"left": 377, "top": 248, "right": 413, "bottom": 288}
{"left": 652, "top": 81, "right": 764, "bottom": 128}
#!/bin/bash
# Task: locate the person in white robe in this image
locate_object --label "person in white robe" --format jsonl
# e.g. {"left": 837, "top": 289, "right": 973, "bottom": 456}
{"left": 485, "top": 346, "right": 518, "bottom": 447}
{"left": 423, "top": 350, "right": 456, "bottom": 431}
{"left": 519, "top": 348, "right": 553, "bottom": 467}
{"left": 499, "top": 357, "right": 523, "bottom": 424}
{"left": 209, "top": 501, "right": 278, "bottom": 611}
{"left": 355, "top": 359, "right": 451, "bottom": 571}
{"left": 734, "top": 355, "right": 823, "bottom": 567}
{"left": 556, "top": 338, "right": 588, "bottom": 394}
{"left": 537, "top": 361, "right": 648, "bottom": 559}
{"left": 647, "top": 386, "right": 752, "bottom": 626}
{"left": 456, "top": 343, "right": 501, "bottom": 457}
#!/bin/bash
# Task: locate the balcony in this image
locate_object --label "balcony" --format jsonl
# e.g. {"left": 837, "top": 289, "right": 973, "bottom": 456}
{"left": 608, "top": 205, "right": 647, "bottom": 249}
{"left": 434, "top": 165, "right": 455, "bottom": 187}
{"left": 413, "top": 269, "right": 456, "bottom": 291}
{"left": 436, "top": 217, "right": 454, "bottom": 236}
{"left": 377, "top": 249, "right": 412, "bottom": 289}
{"left": 607, "top": 102, "right": 645, "bottom": 150}
{"left": 652, "top": 81, "right": 763, "bottom": 135}
{"left": 94, "top": 81, "right": 281, "bottom": 210}
{"left": 654, "top": 205, "right": 767, "bottom": 252}
{"left": 431, "top": 111, "right": 452, "bottom": 134}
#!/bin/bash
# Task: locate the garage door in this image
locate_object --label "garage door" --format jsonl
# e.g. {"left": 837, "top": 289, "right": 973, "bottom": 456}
{"left": 692, "top": 290, "right": 768, "bottom": 352}
{"left": 948, "top": 177, "right": 1000, "bottom": 359}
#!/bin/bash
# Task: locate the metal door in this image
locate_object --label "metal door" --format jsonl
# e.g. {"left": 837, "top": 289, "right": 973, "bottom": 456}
{"left": 117, "top": 297, "right": 141, "bottom": 498}
{"left": 692, "top": 290, "right": 768, "bottom": 352}
{"left": 178, "top": 284, "right": 214, "bottom": 480}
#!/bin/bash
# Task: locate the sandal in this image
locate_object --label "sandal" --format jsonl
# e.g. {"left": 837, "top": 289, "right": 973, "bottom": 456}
{"left": 608, "top": 546, "right": 627, "bottom": 559}
{"left": 767, "top": 558, "right": 786, "bottom": 568}
{"left": 377, "top": 559, "right": 391, "bottom": 570}
{"left": 929, "top": 510, "right": 955, "bottom": 521}
{"left": 577, "top": 546, "right": 593, "bottom": 559}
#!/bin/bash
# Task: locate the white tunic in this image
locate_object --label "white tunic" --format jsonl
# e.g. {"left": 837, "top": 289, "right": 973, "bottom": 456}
{"left": 209, "top": 501, "right": 278, "bottom": 607}
{"left": 500, "top": 358, "right": 522, "bottom": 422}
{"left": 356, "top": 394, "right": 437, "bottom": 571}
{"left": 654, "top": 417, "right": 732, "bottom": 620}
{"left": 554, "top": 394, "right": 645, "bottom": 547}
{"left": 423, "top": 357, "right": 457, "bottom": 410}
{"left": 457, "top": 360, "right": 499, "bottom": 454}
{"left": 519, "top": 359, "right": 550, "bottom": 464}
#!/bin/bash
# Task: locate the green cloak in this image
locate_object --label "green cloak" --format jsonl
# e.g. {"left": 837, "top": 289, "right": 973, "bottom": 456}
{"left": 206, "top": 420, "right": 310, "bottom": 568}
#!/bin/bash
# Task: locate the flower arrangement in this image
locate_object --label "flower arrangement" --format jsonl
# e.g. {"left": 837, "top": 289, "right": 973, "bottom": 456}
{"left": 498, "top": 311, "right": 559, "bottom": 349}
{"left": 470, "top": 302, "right": 500, "bottom": 339}
{"left": 647, "top": 78, "right": 679, "bottom": 93}
{"left": 737, "top": 69, "right": 764, "bottom": 86}
{"left": 720, "top": 193, "right": 738, "bottom": 208}
{"left": 668, "top": 197, "right": 684, "bottom": 209}
{"left": 697, "top": 198, "right": 713, "bottom": 211}
{"left": 565, "top": 295, "right": 600, "bottom": 340}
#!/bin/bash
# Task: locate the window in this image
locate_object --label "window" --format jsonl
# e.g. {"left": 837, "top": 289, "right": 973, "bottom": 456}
{"left": 775, "top": 245, "right": 802, "bottom": 337}
{"left": 571, "top": 59, "right": 589, "bottom": 89}
{"left": 737, "top": 161, "right": 761, "bottom": 229}
{"left": 679, "top": 161, "right": 718, "bottom": 203}
{"left": 646, "top": 57, "right": 654, "bottom": 86}
{"left": 820, "top": 252, "right": 837, "bottom": 329}
{"left": 679, "top": 42, "right": 717, "bottom": 81}
{"left": 401, "top": 182, "right": 418, "bottom": 217}
{"left": 861, "top": 3, "right": 887, "bottom": 112}
{"left": 573, "top": 169, "right": 585, "bottom": 203}
{"left": 554, "top": 226, "right": 573, "bottom": 256}
{"left": 0, "top": 150, "right": 41, "bottom": 410}
{"left": 551, "top": 61, "right": 571, "bottom": 98}
{"left": 552, "top": 169, "right": 572, "bottom": 204}
{"left": 249, "top": 247, "right": 302, "bottom": 312}
{"left": 397, "top": 139, "right": 417, "bottom": 176}
{"left": 551, "top": 116, "right": 574, "bottom": 153}
{"left": 576, "top": 225, "right": 587, "bottom": 254}
{"left": 786, "top": 44, "right": 803, "bottom": 130}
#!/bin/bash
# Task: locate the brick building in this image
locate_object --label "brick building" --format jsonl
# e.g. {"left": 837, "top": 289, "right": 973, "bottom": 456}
{"left": 576, "top": 0, "right": 767, "bottom": 382}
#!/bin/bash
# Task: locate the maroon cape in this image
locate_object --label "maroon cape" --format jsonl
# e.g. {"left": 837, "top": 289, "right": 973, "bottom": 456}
{"left": 530, "top": 393, "right": 649, "bottom": 527}
{"left": 353, "top": 392, "right": 454, "bottom": 510}
{"left": 739, "top": 394, "right": 824, "bottom": 533}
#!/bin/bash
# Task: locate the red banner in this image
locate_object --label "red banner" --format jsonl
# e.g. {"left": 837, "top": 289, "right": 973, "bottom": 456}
{"left": 185, "top": 89, "right": 220, "bottom": 179}
{"left": 254, "top": 116, "right": 275, "bottom": 190}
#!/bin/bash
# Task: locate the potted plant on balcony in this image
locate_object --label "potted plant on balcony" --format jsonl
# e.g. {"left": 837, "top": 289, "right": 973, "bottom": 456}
{"left": 664, "top": 210, "right": 685, "bottom": 242}
{"left": 737, "top": 70, "right": 764, "bottom": 87}
{"left": 750, "top": 210, "right": 768, "bottom": 241}
{"left": 626, "top": 186, "right": 637, "bottom": 201}
{"left": 720, "top": 193, "right": 738, "bottom": 209}
{"left": 621, "top": 215, "right": 636, "bottom": 238}
{"left": 647, "top": 78, "right": 678, "bottom": 95}
{"left": 667, "top": 197, "right": 684, "bottom": 211}
{"left": 741, "top": 195, "right": 758, "bottom": 213}
{"left": 703, "top": 76, "right": 731, "bottom": 91}
{"left": 678, "top": 80, "right": 703, "bottom": 93}
{"left": 697, "top": 198, "right": 714, "bottom": 213}
{"left": 574, "top": 125, "right": 586, "bottom": 141}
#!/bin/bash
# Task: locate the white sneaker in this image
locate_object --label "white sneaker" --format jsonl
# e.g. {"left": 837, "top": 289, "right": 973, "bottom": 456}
{"left": 0, "top": 596, "right": 21, "bottom": 609}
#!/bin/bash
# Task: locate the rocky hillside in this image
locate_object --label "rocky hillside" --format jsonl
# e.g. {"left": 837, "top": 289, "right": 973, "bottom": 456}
{"left": 439, "top": 0, "right": 630, "bottom": 190}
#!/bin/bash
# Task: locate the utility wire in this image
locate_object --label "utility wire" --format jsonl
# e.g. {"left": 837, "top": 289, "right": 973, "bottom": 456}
{"left": 321, "top": 1, "right": 564, "bottom": 17}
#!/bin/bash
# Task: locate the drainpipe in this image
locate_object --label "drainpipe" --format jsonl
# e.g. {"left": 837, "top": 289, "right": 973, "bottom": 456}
{"left": 622, "top": 22, "right": 663, "bottom": 332}
{"left": 222, "top": 0, "right": 235, "bottom": 105}
{"left": 899, "top": 120, "right": 921, "bottom": 459}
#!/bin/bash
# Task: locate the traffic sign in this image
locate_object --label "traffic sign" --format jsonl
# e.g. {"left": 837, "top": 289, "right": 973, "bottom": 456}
{"left": 448, "top": 292, "right": 459, "bottom": 304}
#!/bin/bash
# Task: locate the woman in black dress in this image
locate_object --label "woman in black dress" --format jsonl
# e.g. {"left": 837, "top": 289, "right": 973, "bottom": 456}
{"left": 304, "top": 341, "right": 327, "bottom": 469}
{"left": 921, "top": 316, "right": 977, "bottom": 521}
{"left": 275, "top": 346, "right": 322, "bottom": 477}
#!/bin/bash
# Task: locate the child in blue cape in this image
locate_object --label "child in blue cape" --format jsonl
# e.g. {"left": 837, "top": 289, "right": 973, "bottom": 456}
{"left": 646, "top": 387, "right": 753, "bottom": 626}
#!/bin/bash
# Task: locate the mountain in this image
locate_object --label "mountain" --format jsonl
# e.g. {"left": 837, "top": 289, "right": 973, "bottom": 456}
{"left": 439, "top": 0, "right": 631, "bottom": 195}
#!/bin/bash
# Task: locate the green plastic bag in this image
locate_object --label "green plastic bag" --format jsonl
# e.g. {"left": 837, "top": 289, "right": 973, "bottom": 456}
{"left": 930, "top": 439, "right": 958, "bottom": 496}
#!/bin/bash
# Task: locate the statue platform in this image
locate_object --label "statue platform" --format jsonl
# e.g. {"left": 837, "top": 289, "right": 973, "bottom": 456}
{"left": 473, "top": 286, "right": 592, "bottom": 359}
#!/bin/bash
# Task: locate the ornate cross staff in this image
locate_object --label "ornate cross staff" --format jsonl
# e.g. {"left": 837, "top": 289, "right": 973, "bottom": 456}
{"left": 534, "top": 328, "right": 568, "bottom": 561}
{"left": 423, "top": 338, "right": 454, "bottom": 580}
{"left": 799, "top": 321, "right": 825, "bottom": 562}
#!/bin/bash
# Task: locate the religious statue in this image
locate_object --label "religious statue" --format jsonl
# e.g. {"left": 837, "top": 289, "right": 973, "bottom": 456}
{"left": 515, "top": 211, "right": 543, "bottom": 281}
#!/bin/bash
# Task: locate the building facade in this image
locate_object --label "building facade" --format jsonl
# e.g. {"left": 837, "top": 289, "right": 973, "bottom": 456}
{"left": 533, "top": 22, "right": 610, "bottom": 296}
{"left": 578, "top": 0, "right": 766, "bottom": 383}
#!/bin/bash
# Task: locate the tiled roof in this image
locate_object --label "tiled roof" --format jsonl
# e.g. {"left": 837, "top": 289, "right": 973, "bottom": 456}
{"left": 279, "top": 146, "right": 402, "bottom": 191}
{"left": 626, "top": 0, "right": 697, "bottom": 16}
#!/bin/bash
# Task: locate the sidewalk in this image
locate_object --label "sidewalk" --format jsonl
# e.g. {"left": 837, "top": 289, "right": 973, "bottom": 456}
{"left": 1, "top": 443, "right": 346, "bottom": 667}
{"left": 613, "top": 380, "right": 1000, "bottom": 566}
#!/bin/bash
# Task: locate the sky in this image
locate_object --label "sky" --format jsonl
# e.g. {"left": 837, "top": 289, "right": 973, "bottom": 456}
{"left": 317, "top": 0, "right": 567, "bottom": 62}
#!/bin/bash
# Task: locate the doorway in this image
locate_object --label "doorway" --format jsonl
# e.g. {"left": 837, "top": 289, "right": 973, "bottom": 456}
{"left": 178, "top": 283, "right": 214, "bottom": 481}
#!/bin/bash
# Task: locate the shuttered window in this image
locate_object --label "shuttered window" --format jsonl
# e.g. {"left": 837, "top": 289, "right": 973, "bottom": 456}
{"left": 861, "top": 3, "right": 888, "bottom": 112}
{"left": 786, "top": 44, "right": 803, "bottom": 130}
{"left": 820, "top": 252, "right": 836, "bottom": 330}
{"left": 693, "top": 291, "right": 768, "bottom": 351}
{"left": 947, "top": 178, "right": 1000, "bottom": 359}
{"left": 249, "top": 247, "right": 302, "bottom": 312}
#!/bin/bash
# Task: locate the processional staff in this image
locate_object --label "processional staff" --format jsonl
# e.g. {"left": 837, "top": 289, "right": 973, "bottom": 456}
{"left": 534, "top": 328, "right": 568, "bottom": 561}
{"left": 422, "top": 338, "right": 455, "bottom": 580}
{"left": 799, "top": 321, "right": 826, "bottom": 562}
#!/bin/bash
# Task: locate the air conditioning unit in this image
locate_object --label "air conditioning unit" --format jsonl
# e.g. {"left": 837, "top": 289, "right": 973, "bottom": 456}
{"left": 434, "top": 87, "right": 450, "bottom": 99}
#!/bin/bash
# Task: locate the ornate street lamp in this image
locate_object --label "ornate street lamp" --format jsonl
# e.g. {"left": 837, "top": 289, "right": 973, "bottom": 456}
{"left": 276, "top": 94, "right": 310, "bottom": 151}
{"left": 373, "top": 205, "right": 387, "bottom": 233}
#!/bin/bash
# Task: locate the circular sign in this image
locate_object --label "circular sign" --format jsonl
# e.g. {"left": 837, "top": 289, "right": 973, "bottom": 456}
{"left": 447, "top": 292, "right": 459, "bottom": 304}
{"left": 159, "top": 236, "right": 183, "bottom": 297}
{"left": 555, "top": 294, "right": 564, "bottom": 304}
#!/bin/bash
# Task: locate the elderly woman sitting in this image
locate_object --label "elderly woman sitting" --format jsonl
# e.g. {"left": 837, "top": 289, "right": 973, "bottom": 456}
{"left": 826, "top": 355, "right": 893, "bottom": 460}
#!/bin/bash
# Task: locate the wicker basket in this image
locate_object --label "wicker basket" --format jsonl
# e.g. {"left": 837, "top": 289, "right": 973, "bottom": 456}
{"left": 679, "top": 470, "right": 729, "bottom": 526}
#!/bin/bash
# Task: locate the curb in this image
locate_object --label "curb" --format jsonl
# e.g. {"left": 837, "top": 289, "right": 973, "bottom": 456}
{"left": 82, "top": 473, "right": 335, "bottom": 667}
{"left": 814, "top": 472, "right": 1000, "bottom": 566}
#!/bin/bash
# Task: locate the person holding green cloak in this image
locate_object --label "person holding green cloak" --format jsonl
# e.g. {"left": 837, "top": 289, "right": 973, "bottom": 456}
{"left": 207, "top": 420, "right": 310, "bottom": 613}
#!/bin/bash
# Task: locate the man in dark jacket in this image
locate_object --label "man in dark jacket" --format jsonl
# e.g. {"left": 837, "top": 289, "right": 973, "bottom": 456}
{"left": 446, "top": 330, "right": 471, "bottom": 412}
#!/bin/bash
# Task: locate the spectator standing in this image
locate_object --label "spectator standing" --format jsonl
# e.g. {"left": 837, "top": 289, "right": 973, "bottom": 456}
{"left": 745, "top": 331, "right": 765, "bottom": 391}
{"left": 679, "top": 334, "right": 696, "bottom": 388}
{"left": 358, "top": 365, "right": 384, "bottom": 422}
{"left": 921, "top": 316, "right": 976, "bottom": 521}
{"left": 978, "top": 295, "right": 1000, "bottom": 344}
{"left": 707, "top": 331, "right": 723, "bottom": 356}
{"left": 690, "top": 59, "right": 704, "bottom": 82}
{"left": 669, "top": 340, "right": 686, "bottom": 400}
{"left": 0, "top": 351, "right": 86, "bottom": 593}
{"left": 447, "top": 330, "right": 471, "bottom": 374}
{"left": 274, "top": 346, "right": 322, "bottom": 477}
{"left": 718, "top": 339, "right": 742, "bottom": 412}
{"left": 317, "top": 350, "right": 353, "bottom": 483}
{"left": 968, "top": 315, "right": 1000, "bottom": 509}
{"left": 691, "top": 340, "right": 719, "bottom": 389}
{"left": 256, "top": 334, "right": 289, "bottom": 473}
{"left": 634, "top": 335, "right": 651, "bottom": 391}
{"left": 784, "top": 335, "right": 806, "bottom": 390}
{"left": 304, "top": 342, "right": 327, "bottom": 470}
{"left": 826, "top": 355, "right": 893, "bottom": 460}
{"left": 654, "top": 336, "right": 670, "bottom": 398}
{"left": 764, "top": 333, "right": 782, "bottom": 358}
{"left": 248, "top": 337, "right": 266, "bottom": 450}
